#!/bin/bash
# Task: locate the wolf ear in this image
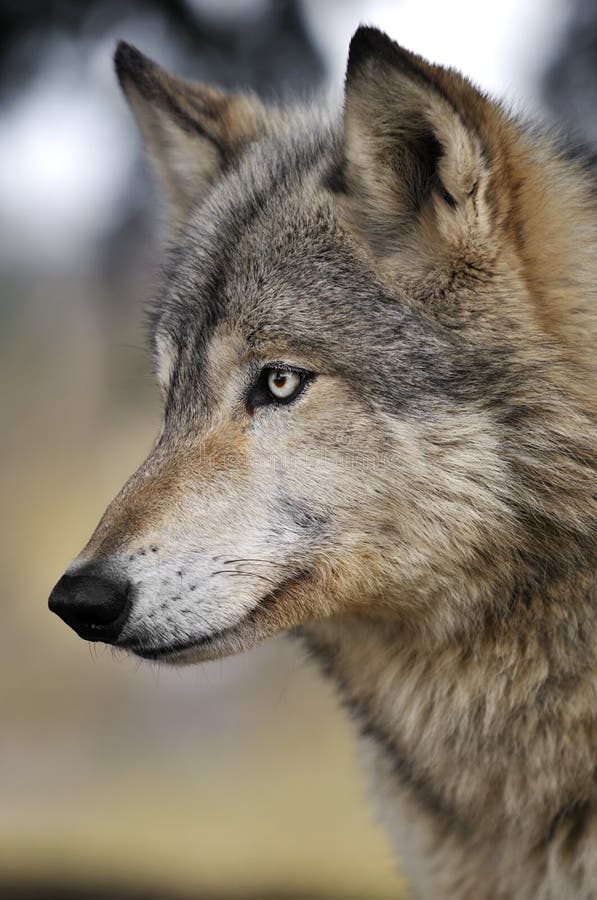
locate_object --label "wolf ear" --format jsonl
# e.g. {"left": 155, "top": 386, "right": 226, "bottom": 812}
{"left": 114, "top": 42, "right": 269, "bottom": 223}
{"left": 341, "top": 27, "right": 494, "bottom": 268}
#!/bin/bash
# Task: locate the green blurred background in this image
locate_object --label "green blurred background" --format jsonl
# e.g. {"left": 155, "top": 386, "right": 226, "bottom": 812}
{"left": 1, "top": 1, "right": 594, "bottom": 897}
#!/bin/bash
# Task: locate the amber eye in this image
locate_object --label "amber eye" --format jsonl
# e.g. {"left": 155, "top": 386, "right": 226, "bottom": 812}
{"left": 267, "top": 368, "right": 302, "bottom": 400}
{"left": 247, "top": 365, "right": 314, "bottom": 412}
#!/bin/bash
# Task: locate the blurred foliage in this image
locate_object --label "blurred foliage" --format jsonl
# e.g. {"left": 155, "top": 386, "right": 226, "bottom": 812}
{"left": 0, "top": 883, "right": 386, "bottom": 899}
{"left": 0, "top": 0, "right": 324, "bottom": 97}
{"left": 543, "top": 0, "right": 597, "bottom": 144}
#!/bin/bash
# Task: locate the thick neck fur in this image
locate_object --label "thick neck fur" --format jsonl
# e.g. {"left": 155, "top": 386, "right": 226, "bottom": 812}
{"left": 300, "top": 563, "right": 597, "bottom": 898}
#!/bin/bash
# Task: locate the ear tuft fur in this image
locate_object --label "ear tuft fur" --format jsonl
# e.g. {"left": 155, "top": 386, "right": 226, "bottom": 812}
{"left": 346, "top": 26, "right": 425, "bottom": 88}
{"left": 342, "top": 28, "right": 495, "bottom": 273}
{"left": 114, "top": 41, "right": 152, "bottom": 93}
{"left": 113, "top": 41, "right": 271, "bottom": 227}
{"left": 347, "top": 27, "right": 399, "bottom": 81}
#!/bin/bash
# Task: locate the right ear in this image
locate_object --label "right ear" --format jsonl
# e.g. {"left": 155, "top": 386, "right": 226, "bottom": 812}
{"left": 114, "top": 42, "right": 270, "bottom": 223}
{"left": 339, "top": 28, "right": 497, "bottom": 275}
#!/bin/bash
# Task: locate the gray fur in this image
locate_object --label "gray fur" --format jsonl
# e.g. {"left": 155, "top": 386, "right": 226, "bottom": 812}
{"left": 51, "top": 28, "right": 597, "bottom": 900}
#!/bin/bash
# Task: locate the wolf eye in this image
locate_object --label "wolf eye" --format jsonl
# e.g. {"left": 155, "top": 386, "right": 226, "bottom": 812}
{"left": 267, "top": 369, "right": 301, "bottom": 399}
{"left": 247, "top": 365, "right": 313, "bottom": 411}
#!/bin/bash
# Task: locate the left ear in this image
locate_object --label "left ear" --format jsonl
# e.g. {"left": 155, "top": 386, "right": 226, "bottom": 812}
{"left": 114, "top": 42, "right": 271, "bottom": 225}
{"left": 341, "top": 27, "right": 496, "bottom": 268}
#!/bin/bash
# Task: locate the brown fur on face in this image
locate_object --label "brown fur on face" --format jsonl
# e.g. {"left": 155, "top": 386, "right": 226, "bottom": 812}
{"left": 80, "top": 419, "right": 248, "bottom": 559}
{"left": 54, "top": 26, "right": 597, "bottom": 900}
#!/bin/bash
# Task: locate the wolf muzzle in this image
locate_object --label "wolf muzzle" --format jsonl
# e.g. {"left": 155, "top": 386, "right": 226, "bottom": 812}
{"left": 48, "top": 569, "right": 131, "bottom": 643}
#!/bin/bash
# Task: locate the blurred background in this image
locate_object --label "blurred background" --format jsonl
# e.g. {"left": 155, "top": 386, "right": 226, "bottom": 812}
{"left": 1, "top": 1, "right": 596, "bottom": 898}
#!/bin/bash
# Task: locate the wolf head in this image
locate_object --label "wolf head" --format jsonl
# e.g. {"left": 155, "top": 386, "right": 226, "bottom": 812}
{"left": 49, "top": 28, "right": 596, "bottom": 662}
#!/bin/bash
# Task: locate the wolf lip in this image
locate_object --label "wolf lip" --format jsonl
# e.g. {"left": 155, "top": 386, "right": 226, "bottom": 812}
{"left": 120, "top": 571, "right": 309, "bottom": 660}
{"left": 122, "top": 628, "right": 226, "bottom": 660}
{"left": 119, "top": 606, "right": 258, "bottom": 660}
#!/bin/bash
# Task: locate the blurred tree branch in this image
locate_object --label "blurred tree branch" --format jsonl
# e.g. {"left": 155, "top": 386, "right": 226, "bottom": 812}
{"left": 0, "top": 0, "right": 324, "bottom": 96}
{"left": 542, "top": 0, "right": 597, "bottom": 146}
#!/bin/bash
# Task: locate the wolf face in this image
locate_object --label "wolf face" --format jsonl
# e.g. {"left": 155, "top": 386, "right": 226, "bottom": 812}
{"left": 49, "top": 29, "right": 596, "bottom": 667}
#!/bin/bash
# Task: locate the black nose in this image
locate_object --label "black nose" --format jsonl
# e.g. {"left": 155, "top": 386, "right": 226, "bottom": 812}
{"left": 48, "top": 571, "right": 131, "bottom": 642}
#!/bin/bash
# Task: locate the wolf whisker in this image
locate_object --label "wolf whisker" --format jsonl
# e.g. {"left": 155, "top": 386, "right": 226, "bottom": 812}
{"left": 211, "top": 570, "right": 280, "bottom": 587}
{"left": 220, "top": 557, "right": 293, "bottom": 569}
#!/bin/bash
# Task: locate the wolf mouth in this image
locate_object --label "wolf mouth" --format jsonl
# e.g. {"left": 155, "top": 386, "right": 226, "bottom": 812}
{"left": 120, "top": 570, "right": 309, "bottom": 661}
{"left": 122, "top": 617, "right": 249, "bottom": 660}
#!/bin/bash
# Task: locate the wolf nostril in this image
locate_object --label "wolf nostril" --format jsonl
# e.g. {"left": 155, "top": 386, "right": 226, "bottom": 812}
{"left": 48, "top": 572, "right": 130, "bottom": 642}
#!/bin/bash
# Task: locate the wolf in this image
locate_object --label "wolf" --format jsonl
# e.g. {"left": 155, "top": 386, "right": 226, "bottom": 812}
{"left": 48, "top": 26, "right": 597, "bottom": 899}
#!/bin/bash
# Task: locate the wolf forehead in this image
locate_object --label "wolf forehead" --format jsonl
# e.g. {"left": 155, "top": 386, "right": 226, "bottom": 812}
{"left": 150, "top": 125, "right": 500, "bottom": 415}
{"left": 154, "top": 124, "right": 377, "bottom": 343}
